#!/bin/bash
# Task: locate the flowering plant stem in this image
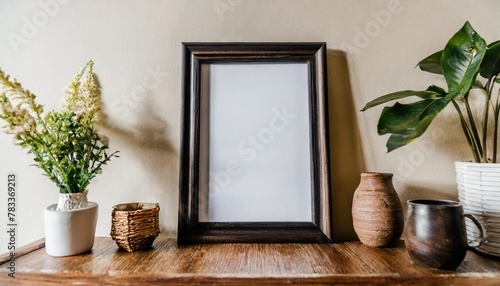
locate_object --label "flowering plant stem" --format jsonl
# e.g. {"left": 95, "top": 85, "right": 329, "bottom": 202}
{"left": 0, "top": 61, "right": 118, "bottom": 193}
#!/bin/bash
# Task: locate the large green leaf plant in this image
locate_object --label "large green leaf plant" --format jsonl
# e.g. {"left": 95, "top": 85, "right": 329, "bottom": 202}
{"left": 0, "top": 61, "right": 118, "bottom": 194}
{"left": 363, "top": 22, "right": 500, "bottom": 163}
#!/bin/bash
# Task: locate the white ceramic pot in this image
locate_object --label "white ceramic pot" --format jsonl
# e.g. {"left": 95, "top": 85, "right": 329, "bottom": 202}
{"left": 44, "top": 202, "right": 98, "bottom": 256}
{"left": 455, "top": 161, "right": 500, "bottom": 257}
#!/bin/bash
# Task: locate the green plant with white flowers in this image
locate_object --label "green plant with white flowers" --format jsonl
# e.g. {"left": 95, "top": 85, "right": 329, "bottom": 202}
{"left": 0, "top": 60, "right": 118, "bottom": 193}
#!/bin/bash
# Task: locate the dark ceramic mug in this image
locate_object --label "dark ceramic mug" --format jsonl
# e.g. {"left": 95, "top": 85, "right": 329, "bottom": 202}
{"left": 404, "top": 199, "right": 484, "bottom": 270}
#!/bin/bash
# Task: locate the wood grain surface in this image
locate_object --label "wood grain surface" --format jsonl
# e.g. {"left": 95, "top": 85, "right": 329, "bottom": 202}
{"left": 1, "top": 235, "right": 500, "bottom": 285}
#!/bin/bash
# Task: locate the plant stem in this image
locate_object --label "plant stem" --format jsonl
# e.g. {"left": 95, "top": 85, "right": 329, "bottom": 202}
{"left": 494, "top": 107, "right": 499, "bottom": 163}
{"left": 464, "top": 94, "right": 484, "bottom": 161}
{"left": 493, "top": 76, "right": 499, "bottom": 163}
{"left": 482, "top": 79, "right": 492, "bottom": 162}
{"left": 452, "top": 100, "right": 480, "bottom": 162}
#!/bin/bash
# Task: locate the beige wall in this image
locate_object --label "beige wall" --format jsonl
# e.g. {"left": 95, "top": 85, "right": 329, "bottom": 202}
{"left": 0, "top": 0, "right": 498, "bottom": 250}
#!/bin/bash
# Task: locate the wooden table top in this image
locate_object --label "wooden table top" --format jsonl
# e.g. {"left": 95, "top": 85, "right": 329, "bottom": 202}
{"left": 1, "top": 234, "right": 500, "bottom": 285}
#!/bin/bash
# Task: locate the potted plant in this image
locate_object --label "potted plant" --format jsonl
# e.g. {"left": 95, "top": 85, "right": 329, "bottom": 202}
{"left": 0, "top": 60, "right": 118, "bottom": 256}
{"left": 362, "top": 21, "right": 500, "bottom": 256}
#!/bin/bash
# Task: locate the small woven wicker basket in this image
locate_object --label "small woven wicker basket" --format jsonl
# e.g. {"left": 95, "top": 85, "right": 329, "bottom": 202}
{"left": 110, "top": 203, "right": 160, "bottom": 252}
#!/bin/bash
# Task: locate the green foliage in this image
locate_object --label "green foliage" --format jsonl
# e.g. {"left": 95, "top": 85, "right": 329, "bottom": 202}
{"left": 363, "top": 21, "right": 500, "bottom": 163}
{"left": 0, "top": 61, "right": 118, "bottom": 193}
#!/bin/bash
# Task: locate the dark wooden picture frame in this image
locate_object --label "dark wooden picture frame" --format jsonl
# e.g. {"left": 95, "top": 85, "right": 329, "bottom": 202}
{"left": 178, "top": 42, "right": 331, "bottom": 244}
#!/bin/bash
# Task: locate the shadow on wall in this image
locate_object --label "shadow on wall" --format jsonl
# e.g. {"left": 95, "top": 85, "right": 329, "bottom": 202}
{"left": 399, "top": 183, "right": 457, "bottom": 214}
{"left": 99, "top": 99, "right": 178, "bottom": 235}
{"left": 327, "top": 50, "right": 366, "bottom": 242}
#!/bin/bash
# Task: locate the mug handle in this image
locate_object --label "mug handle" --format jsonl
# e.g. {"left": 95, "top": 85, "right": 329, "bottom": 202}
{"left": 464, "top": 214, "right": 485, "bottom": 248}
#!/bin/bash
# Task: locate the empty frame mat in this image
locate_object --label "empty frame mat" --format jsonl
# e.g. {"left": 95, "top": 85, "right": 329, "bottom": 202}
{"left": 199, "top": 63, "right": 312, "bottom": 222}
{"left": 179, "top": 43, "right": 331, "bottom": 244}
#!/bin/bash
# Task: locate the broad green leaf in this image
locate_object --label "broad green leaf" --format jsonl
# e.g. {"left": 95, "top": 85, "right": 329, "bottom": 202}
{"left": 479, "top": 41, "right": 500, "bottom": 79}
{"left": 384, "top": 113, "right": 437, "bottom": 152}
{"left": 441, "top": 21, "right": 487, "bottom": 96}
{"left": 425, "top": 84, "right": 447, "bottom": 94}
{"left": 417, "top": 50, "right": 443, "bottom": 74}
{"left": 378, "top": 99, "right": 437, "bottom": 135}
{"left": 377, "top": 92, "right": 456, "bottom": 152}
{"left": 386, "top": 133, "right": 408, "bottom": 152}
{"left": 362, "top": 88, "right": 444, "bottom": 111}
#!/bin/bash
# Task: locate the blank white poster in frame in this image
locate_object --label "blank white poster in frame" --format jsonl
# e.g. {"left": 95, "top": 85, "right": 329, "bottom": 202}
{"left": 178, "top": 42, "right": 332, "bottom": 244}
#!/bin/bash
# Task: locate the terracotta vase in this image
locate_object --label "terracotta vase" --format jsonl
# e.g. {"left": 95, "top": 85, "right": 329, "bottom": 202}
{"left": 352, "top": 172, "right": 404, "bottom": 247}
